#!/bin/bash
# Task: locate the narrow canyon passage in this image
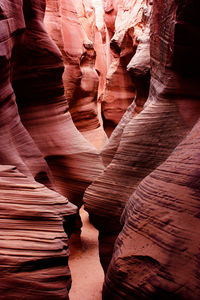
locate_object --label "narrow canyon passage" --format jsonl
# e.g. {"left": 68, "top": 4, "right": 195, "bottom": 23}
{"left": 69, "top": 208, "right": 104, "bottom": 300}
{"left": 1, "top": 0, "right": 200, "bottom": 299}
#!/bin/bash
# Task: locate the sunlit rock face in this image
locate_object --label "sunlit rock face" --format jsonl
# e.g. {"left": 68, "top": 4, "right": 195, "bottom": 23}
{"left": 44, "top": 0, "right": 107, "bottom": 150}
{"left": 103, "top": 0, "right": 200, "bottom": 298}
{"left": 101, "top": 0, "right": 151, "bottom": 136}
{"left": 0, "top": 1, "right": 77, "bottom": 298}
{"left": 12, "top": 0, "right": 104, "bottom": 208}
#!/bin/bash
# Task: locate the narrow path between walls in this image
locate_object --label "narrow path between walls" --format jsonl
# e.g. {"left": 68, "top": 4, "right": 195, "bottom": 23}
{"left": 69, "top": 207, "right": 104, "bottom": 300}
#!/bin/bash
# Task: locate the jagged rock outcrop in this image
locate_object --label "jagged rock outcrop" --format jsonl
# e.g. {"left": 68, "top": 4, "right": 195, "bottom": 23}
{"left": 12, "top": 0, "right": 104, "bottom": 208}
{"left": 103, "top": 0, "right": 200, "bottom": 298}
{"left": 44, "top": 0, "right": 107, "bottom": 150}
{"left": 0, "top": 165, "right": 77, "bottom": 300}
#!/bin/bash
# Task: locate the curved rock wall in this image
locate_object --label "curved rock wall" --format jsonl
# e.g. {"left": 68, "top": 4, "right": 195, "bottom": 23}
{"left": 12, "top": 0, "right": 104, "bottom": 208}
{"left": 101, "top": 0, "right": 151, "bottom": 166}
{"left": 84, "top": 0, "right": 200, "bottom": 273}
{"left": 0, "top": 0, "right": 53, "bottom": 189}
{"left": 102, "top": 0, "right": 200, "bottom": 298}
{"left": 101, "top": 0, "right": 151, "bottom": 136}
{"left": 44, "top": 0, "right": 108, "bottom": 150}
{"left": 0, "top": 165, "right": 77, "bottom": 300}
{"left": 104, "top": 118, "right": 200, "bottom": 300}
{"left": 44, "top": 0, "right": 151, "bottom": 140}
{"left": 0, "top": 1, "right": 77, "bottom": 298}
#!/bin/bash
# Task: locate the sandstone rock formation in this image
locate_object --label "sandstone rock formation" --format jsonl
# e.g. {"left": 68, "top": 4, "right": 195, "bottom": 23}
{"left": 101, "top": 0, "right": 151, "bottom": 136}
{"left": 101, "top": 100, "right": 136, "bottom": 167}
{"left": 44, "top": 0, "right": 107, "bottom": 150}
{"left": 83, "top": 0, "right": 190, "bottom": 273}
{"left": 0, "top": 0, "right": 53, "bottom": 190}
{"left": 101, "top": 0, "right": 151, "bottom": 167}
{"left": 0, "top": 1, "right": 78, "bottom": 298}
{"left": 84, "top": 0, "right": 200, "bottom": 273}
{"left": 12, "top": 0, "right": 104, "bottom": 208}
{"left": 103, "top": 118, "right": 200, "bottom": 300}
{"left": 0, "top": 165, "right": 77, "bottom": 300}
{"left": 102, "top": 0, "right": 200, "bottom": 298}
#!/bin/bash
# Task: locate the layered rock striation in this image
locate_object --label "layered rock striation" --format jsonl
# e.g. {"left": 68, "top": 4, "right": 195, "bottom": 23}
{"left": 101, "top": 0, "right": 152, "bottom": 166}
{"left": 84, "top": 0, "right": 193, "bottom": 272}
{"left": 0, "top": 1, "right": 77, "bottom": 298}
{"left": 102, "top": 0, "right": 200, "bottom": 298}
{"left": 104, "top": 118, "right": 200, "bottom": 300}
{"left": 0, "top": 165, "right": 77, "bottom": 300}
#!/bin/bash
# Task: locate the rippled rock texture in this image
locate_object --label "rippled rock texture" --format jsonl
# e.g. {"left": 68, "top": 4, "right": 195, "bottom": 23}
{"left": 0, "top": 1, "right": 78, "bottom": 298}
{"left": 102, "top": 0, "right": 200, "bottom": 298}
{"left": 84, "top": 0, "right": 190, "bottom": 272}
{"left": 12, "top": 0, "right": 104, "bottom": 208}
{"left": 0, "top": 165, "right": 77, "bottom": 300}
{"left": 44, "top": 0, "right": 107, "bottom": 150}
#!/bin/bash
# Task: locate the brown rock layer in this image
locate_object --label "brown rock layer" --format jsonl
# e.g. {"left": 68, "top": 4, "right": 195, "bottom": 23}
{"left": 103, "top": 0, "right": 200, "bottom": 298}
{"left": 85, "top": 98, "right": 188, "bottom": 271}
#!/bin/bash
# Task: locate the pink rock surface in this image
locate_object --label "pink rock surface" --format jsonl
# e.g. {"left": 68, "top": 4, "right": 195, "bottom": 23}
{"left": 103, "top": 0, "right": 200, "bottom": 298}
{"left": 0, "top": 1, "right": 79, "bottom": 298}
{"left": 0, "top": 165, "right": 76, "bottom": 299}
{"left": 12, "top": 0, "right": 104, "bottom": 208}
{"left": 101, "top": 0, "right": 151, "bottom": 136}
{"left": 84, "top": 0, "right": 200, "bottom": 273}
{"left": 0, "top": 0, "right": 53, "bottom": 189}
{"left": 44, "top": 0, "right": 107, "bottom": 149}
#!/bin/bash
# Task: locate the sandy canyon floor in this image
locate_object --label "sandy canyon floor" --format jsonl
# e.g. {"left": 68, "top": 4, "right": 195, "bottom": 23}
{"left": 69, "top": 207, "right": 104, "bottom": 300}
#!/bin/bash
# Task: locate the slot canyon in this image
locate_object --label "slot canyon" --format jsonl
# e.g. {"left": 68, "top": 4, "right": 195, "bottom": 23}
{"left": 0, "top": 0, "right": 200, "bottom": 299}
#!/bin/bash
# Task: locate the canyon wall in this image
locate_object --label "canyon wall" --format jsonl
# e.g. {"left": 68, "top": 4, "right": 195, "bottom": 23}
{"left": 0, "top": 165, "right": 77, "bottom": 299}
{"left": 12, "top": 0, "right": 104, "bottom": 209}
{"left": 102, "top": 0, "right": 200, "bottom": 299}
{"left": 85, "top": 0, "right": 172, "bottom": 272}
{"left": 101, "top": 0, "right": 151, "bottom": 136}
{"left": 0, "top": 0, "right": 53, "bottom": 189}
{"left": 0, "top": 0, "right": 78, "bottom": 298}
{"left": 44, "top": 0, "right": 151, "bottom": 139}
{"left": 44, "top": 0, "right": 108, "bottom": 149}
{"left": 1, "top": 0, "right": 200, "bottom": 299}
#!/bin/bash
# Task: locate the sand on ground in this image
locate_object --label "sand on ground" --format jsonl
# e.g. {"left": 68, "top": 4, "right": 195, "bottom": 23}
{"left": 69, "top": 207, "right": 104, "bottom": 300}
